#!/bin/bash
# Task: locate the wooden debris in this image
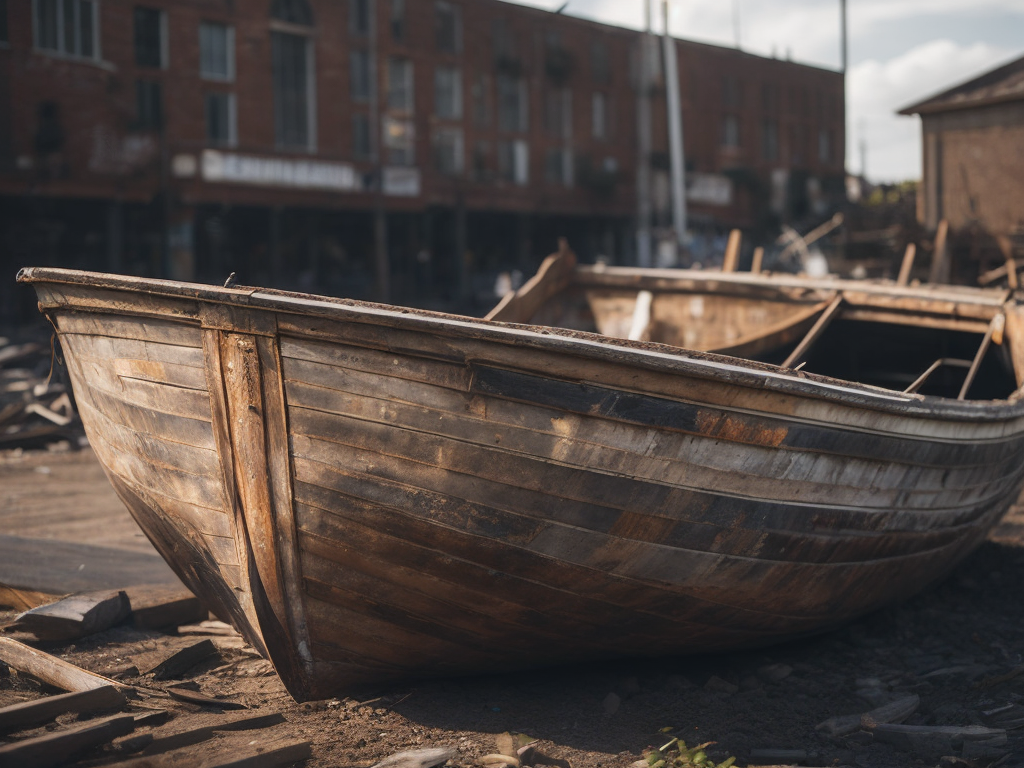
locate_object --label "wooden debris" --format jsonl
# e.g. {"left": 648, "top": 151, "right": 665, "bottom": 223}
{"left": 0, "top": 535, "right": 181, "bottom": 611}
{"left": 126, "top": 584, "right": 207, "bottom": 630}
{"left": 371, "top": 747, "right": 458, "bottom": 768}
{"left": 121, "top": 737, "right": 311, "bottom": 768}
{"left": 869, "top": 723, "right": 1006, "bottom": 757}
{"left": 141, "top": 639, "right": 219, "bottom": 680}
{"left": 0, "top": 711, "right": 135, "bottom": 768}
{"left": 817, "top": 695, "right": 920, "bottom": 738}
{"left": 141, "top": 711, "right": 286, "bottom": 755}
{"left": 12, "top": 589, "right": 130, "bottom": 641}
{"left": 0, "top": 637, "right": 125, "bottom": 692}
{"left": 0, "top": 685, "right": 126, "bottom": 733}
{"left": 165, "top": 687, "right": 247, "bottom": 710}
{"left": 134, "top": 709, "right": 172, "bottom": 727}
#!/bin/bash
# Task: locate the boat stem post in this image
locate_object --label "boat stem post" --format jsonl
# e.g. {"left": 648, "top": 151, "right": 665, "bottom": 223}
{"left": 751, "top": 246, "right": 764, "bottom": 275}
{"left": 723, "top": 229, "right": 741, "bottom": 272}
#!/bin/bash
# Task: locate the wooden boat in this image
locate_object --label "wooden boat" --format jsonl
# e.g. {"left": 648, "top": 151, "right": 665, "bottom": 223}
{"left": 18, "top": 248, "right": 1024, "bottom": 702}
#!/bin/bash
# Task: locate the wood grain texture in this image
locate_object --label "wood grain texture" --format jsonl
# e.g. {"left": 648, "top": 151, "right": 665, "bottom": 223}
{"left": 18, "top": 265, "right": 1024, "bottom": 701}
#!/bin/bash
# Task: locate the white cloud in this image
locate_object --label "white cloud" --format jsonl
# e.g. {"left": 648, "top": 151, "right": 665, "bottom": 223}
{"left": 849, "top": 40, "right": 1014, "bottom": 181}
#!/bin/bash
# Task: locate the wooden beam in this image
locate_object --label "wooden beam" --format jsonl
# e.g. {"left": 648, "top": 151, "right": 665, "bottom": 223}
{"left": 0, "top": 686, "right": 126, "bottom": 734}
{"left": 0, "top": 712, "right": 135, "bottom": 768}
{"left": 929, "top": 219, "right": 950, "bottom": 284}
{"left": 904, "top": 358, "right": 972, "bottom": 394}
{"left": 751, "top": 247, "right": 765, "bottom": 275}
{"left": 0, "top": 638, "right": 125, "bottom": 692}
{"left": 782, "top": 294, "right": 844, "bottom": 370}
{"left": 959, "top": 314, "right": 1002, "bottom": 400}
{"left": 997, "top": 235, "right": 1019, "bottom": 290}
{"left": 897, "top": 243, "right": 916, "bottom": 286}
{"left": 722, "top": 229, "right": 741, "bottom": 272}
{"left": 485, "top": 238, "right": 578, "bottom": 323}
{"left": 627, "top": 291, "right": 654, "bottom": 341}
{"left": 12, "top": 590, "right": 130, "bottom": 641}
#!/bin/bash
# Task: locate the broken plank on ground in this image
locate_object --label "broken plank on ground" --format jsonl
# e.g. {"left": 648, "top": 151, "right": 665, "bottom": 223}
{"left": 0, "top": 711, "right": 135, "bottom": 768}
{"left": 0, "top": 637, "right": 127, "bottom": 692}
{"left": 0, "top": 685, "right": 126, "bottom": 733}
{"left": 139, "top": 639, "right": 220, "bottom": 680}
{"left": 141, "top": 711, "right": 287, "bottom": 755}
{"left": 126, "top": 583, "right": 207, "bottom": 630}
{"left": 12, "top": 589, "right": 131, "bottom": 641}
{"left": 0, "top": 535, "right": 182, "bottom": 611}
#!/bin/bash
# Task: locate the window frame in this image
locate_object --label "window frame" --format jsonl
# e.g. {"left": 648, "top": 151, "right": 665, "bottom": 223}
{"left": 592, "top": 91, "right": 607, "bottom": 141}
{"left": 199, "top": 21, "right": 234, "bottom": 82}
{"left": 134, "top": 6, "right": 167, "bottom": 69}
{"left": 205, "top": 90, "right": 237, "bottom": 147}
{"left": 433, "top": 126, "right": 464, "bottom": 177}
{"left": 32, "top": 0, "right": 101, "bottom": 61}
{"left": 353, "top": 112, "right": 372, "bottom": 160}
{"left": 349, "top": 0, "right": 370, "bottom": 37}
{"left": 387, "top": 56, "right": 414, "bottom": 114}
{"left": 435, "top": 1, "right": 461, "bottom": 55}
{"left": 434, "top": 65, "right": 463, "bottom": 120}
{"left": 271, "top": 29, "right": 317, "bottom": 152}
{"left": 350, "top": 48, "right": 371, "bottom": 102}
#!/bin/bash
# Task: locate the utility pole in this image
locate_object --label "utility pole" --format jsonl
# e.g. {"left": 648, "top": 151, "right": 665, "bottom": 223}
{"left": 840, "top": 0, "right": 848, "bottom": 73}
{"left": 635, "top": 0, "right": 653, "bottom": 268}
{"left": 662, "top": 0, "right": 687, "bottom": 256}
{"left": 369, "top": 0, "right": 390, "bottom": 302}
{"left": 733, "top": 0, "right": 741, "bottom": 49}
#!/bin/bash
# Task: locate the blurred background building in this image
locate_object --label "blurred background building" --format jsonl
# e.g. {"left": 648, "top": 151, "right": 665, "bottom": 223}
{"left": 0, "top": 0, "right": 846, "bottom": 320}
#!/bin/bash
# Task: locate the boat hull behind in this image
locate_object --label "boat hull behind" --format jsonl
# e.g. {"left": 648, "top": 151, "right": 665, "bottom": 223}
{"left": 23, "top": 270, "right": 1024, "bottom": 700}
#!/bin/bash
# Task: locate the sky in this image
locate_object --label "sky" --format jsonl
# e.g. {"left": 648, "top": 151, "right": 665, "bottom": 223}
{"left": 508, "top": 0, "right": 1024, "bottom": 182}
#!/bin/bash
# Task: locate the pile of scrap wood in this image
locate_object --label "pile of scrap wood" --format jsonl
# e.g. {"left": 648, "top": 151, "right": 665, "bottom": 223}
{"left": 0, "top": 589, "right": 311, "bottom": 767}
{"left": 0, "top": 331, "right": 82, "bottom": 450}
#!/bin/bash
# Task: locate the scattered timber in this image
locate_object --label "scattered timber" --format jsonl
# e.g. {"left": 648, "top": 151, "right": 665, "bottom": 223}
{"left": 0, "top": 685, "right": 126, "bottom": 733}
{"left": 17, "top": 257, "right": 1024, "bottom": 702}
{"left": 0, "top": 637, "right": 125, "bottom": 692}
{"left": 0, "top": 711, "right": 135, "bottom": 768}
{"left": 125, "top": 584, "right": 208, "bottom": 630}
{"left": 12, "top": 589, "right": 131, "bottom": 641}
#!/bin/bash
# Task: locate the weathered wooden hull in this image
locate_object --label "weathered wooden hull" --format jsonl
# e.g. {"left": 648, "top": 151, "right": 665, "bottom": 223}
{"left": 19, "top": 267, "right": 1024, "bottom": 701}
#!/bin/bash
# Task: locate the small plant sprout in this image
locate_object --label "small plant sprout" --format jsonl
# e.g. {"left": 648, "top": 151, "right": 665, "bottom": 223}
{"left": 645, "top": 733, "right": 736, "bottom": 768}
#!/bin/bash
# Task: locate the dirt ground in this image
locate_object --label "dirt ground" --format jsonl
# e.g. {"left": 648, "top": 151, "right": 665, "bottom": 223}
{"left": 2, "top": 446, "right": 1024, "bottom": 768}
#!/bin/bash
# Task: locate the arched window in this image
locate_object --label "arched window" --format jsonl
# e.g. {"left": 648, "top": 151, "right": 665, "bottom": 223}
{"left": 270, "top": 0, "right": 313, "bottom": 27}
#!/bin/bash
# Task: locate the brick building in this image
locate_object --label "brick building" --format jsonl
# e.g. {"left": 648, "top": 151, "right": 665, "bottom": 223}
{"left": 0, "top": 0, "right": 846, "bottom": 319}
{"left": 900, "top": 53, "right": 1024, "bottom": 238}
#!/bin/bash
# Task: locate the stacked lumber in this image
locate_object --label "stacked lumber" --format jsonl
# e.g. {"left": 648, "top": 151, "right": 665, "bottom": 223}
{"left": 0, "top": 331, "right": 83, "bottom": 451}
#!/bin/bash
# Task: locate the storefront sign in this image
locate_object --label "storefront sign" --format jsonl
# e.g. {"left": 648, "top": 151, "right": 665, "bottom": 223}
{"left": 202, "top": 150, "right": 359, "bottom": 191}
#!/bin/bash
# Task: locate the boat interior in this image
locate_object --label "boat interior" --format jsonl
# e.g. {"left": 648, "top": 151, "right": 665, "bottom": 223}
{"left": 487, "top": 255, "right": 1022, "bottom": 402}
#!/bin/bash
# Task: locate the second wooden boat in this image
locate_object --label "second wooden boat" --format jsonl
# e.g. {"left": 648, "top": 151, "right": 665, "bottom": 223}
{"left": 18, "top": 252, "right": 1024, "bottom": 701}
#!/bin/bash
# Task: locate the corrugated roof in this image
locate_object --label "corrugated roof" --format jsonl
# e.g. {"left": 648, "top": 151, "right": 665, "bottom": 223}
{"left": 899, "top": 52, "right": 1024, "bottom": 115}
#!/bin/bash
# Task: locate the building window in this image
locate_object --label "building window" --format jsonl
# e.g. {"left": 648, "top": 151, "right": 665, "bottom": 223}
{"left": 200, "top": 22, "right": 233, "bottom": 81}
{"left": 34, "top": 0, "right": 98, "bottom": 59}
{"left": 544, "top": 87, "right": 572, "bottom": 139}
{"left": 435, "top": 66, "right": 462, "bottom": 120}
{"left": 762, "top": 120, "right": 779, "bottom": 161}
{"left": 273, "top": 0, "right": 313, "bottom": 25}
{"left": 134, "top": 7, "right": 165, "bottom": 68}
{"left": 721, "top": 114, "right": 739, "bottom": 148}
{"left": 353, "top": 113, "right": 371, "bottom": 160}
{"left": 498, "top": 139, "right": 528, "bottom": 185}
{"left": 433, "top": 127, "right": 463, "bottom": 176}
{"left": 383, "top": 116, "right": 414, "bottom": 165}
{"left": 497, "top": 74, "right": 527, "bottom": 133}
{"left": 591, "top": 38, "right": 610, "bottom": 84}
{"left": 545, "top": 147, "right": 573, "bottom": 187}
{"left": 592, "top": 92, "right": 607, "bottom": 140}
{"left": 350, "top": 49, "right": 370, "bottom": 102}
{"left": 390, "top": 0, "right": 404, "bottom": 42}
{"left": 472, "top": 73, "right": 491, "bottom": 127}
{"left": 272, "top": 31, "right": 315, "bottom": 150}
{"left": 136, "top": 79, "right": 162, "bottom": 130}
{"left": 472, "top": 140, "right": 490, "bottom": 182}
{"left": 387, "top": 57, "right": 413, "bottom": 113}
{"left": 435, "top": 1, "right": 461, "bottom": 54}
{"left": 0, "top": 0, "right": 7, "bottom": 45}
{"left": 350, "top": 0, "right": 370, "bottom": 36}
{"left": 818, "top": 128, "right": 833, "bottom": 164}
{"left": 205, "top": 92, "right": 236, "bottom": 146}
{"left": 722, "top": 75, "right": 742, "bottom": 109}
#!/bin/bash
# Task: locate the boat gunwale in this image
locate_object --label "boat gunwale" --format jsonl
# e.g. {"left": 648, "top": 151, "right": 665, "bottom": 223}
{"left": 18, "top": 266, "right": 1024, "bottom": 423}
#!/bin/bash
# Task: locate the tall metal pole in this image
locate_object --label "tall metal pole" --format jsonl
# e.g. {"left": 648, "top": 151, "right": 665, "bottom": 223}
{"left": 733, "top": 0, "right": 741, "bottom": 49}
{"left": 662, "top": 0, "right": 687, "bottom": 254}
{"left": 635, "top": 0, "right": 653, "bottom": 268}
{"left": 369, "top": 0, "right": 390, "bottom": 302}
{"left": 840, "top": 0, "right": 848, "bottom": 73}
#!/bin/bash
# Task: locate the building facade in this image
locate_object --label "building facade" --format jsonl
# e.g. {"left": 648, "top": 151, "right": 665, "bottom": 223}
{"left": 900, "top": 53, "right": 1024, "bottom": 239}
{"left": 1, "top": 0, "right": 845, "bottom": 319}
